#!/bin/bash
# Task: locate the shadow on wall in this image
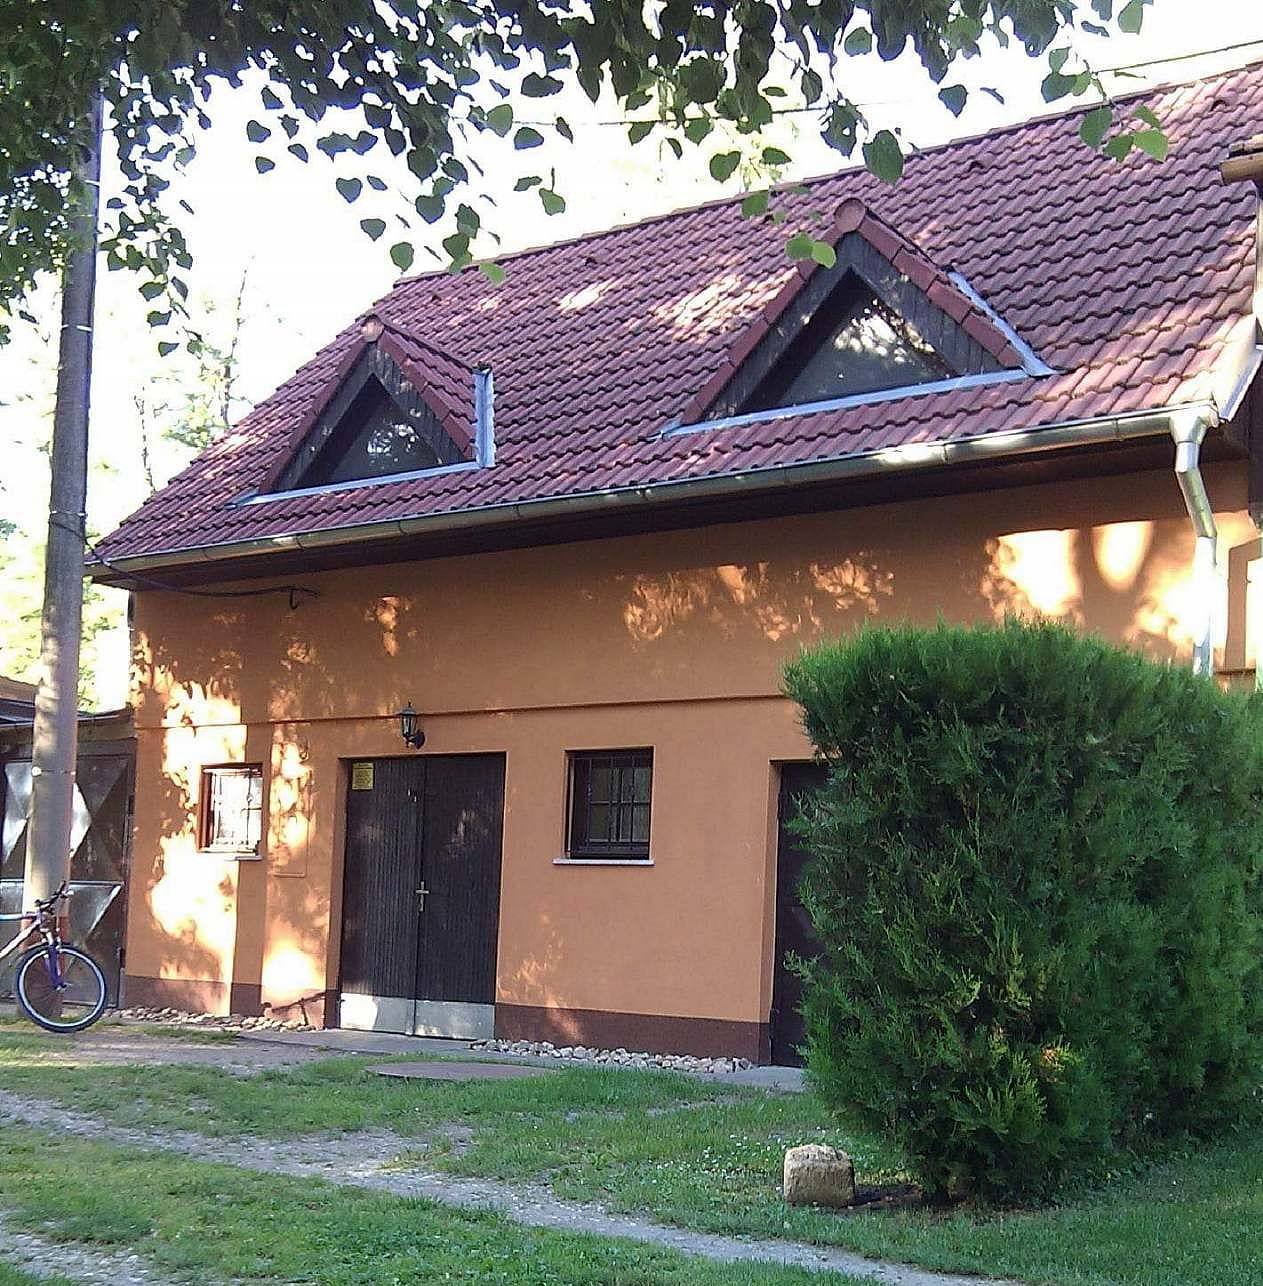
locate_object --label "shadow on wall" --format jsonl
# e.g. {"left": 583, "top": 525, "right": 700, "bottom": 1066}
{"left": 612, "top": 511, "right": 1199, "bottom": 664}
{"left": 131, "top": 592, "right": 415, "bottom": 1008}
{"left": 128, "top": 493, "right": 1209, "bottom": 1011}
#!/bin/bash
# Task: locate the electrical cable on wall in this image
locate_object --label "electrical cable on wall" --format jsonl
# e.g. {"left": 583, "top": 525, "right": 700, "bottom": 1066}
{"left": 51, "top": 515, "right": 319, "bottom": 611}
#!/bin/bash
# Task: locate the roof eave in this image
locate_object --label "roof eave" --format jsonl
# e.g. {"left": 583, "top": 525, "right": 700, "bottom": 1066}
{"left": 90, "top": 398, "right": 1224, "bottom": 586}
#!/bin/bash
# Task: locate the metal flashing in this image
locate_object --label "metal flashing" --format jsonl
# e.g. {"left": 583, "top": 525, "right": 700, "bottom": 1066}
{"left": 947, "top": 271, "right": 1056, "bottom": 376}
{"left": 239, "top": 459, "right": 482, "bottom": 507}
{"left": 661, "top": 367, "right": 1031, "bottom": 438}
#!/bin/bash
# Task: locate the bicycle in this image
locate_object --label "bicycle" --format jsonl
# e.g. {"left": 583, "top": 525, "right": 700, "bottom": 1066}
{"left": 0, "top": 882, "right": 108, "bottom": 1033}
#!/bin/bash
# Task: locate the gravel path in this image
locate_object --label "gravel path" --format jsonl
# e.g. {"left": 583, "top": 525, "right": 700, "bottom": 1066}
{"left": 0, "top": 1207, "right": 187, "bottom": 1285}
{"left": 0, "top": 1089, "right": 1021, "bottom": 1286}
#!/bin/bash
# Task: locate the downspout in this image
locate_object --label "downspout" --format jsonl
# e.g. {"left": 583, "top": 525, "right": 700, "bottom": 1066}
{"left": 1170, "top": 408, "right": 1218, "bottom": 677}
{"left": 1222, "top": 136, "right": 1263, "bottom": 687}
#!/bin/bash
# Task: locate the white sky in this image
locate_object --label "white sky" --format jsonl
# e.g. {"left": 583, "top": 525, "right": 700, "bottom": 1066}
{"left": 2, "top": 0, "right": 1262, "bottom": 706}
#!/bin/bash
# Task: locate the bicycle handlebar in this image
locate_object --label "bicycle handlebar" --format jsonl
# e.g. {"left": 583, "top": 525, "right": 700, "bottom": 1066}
{"left": 33, "top": 881, "right": 70, "bottom": 912}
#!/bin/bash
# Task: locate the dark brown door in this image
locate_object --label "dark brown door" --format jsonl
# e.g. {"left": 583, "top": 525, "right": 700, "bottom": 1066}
{"left": 339, "top": 754, "right": 505, "bottom": 1033}
{"left": 415, "top": 754, "right": 504, "bottom": 1007}
{"left": 339, "top": 757, "right": 425, "bottom": 1011}
{"left": 770, "top": 762, "right": 828, "bottom": 1066}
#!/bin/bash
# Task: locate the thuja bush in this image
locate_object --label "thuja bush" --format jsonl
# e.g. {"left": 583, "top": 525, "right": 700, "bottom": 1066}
{"left": 783, "top": 619, "right": 1263, "bottom": 1203}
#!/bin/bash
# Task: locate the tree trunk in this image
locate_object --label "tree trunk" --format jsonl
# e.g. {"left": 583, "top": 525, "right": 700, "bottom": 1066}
{"left": 24, "top": 94, "right": 103, "bottom": 911}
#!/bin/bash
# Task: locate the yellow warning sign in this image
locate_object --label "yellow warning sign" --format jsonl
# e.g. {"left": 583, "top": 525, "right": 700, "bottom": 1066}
{"left": 350, "top": 762, "right": 374, "bottom": 791}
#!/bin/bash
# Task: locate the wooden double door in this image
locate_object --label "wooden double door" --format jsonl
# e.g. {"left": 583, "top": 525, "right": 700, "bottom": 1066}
{"left": 338, "top": 754, "right": 505, "bottom": 1039}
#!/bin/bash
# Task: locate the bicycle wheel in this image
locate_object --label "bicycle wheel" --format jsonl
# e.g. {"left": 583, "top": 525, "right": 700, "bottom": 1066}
{"left": 15, "top": 945, "right": 108, "bottom": 1033}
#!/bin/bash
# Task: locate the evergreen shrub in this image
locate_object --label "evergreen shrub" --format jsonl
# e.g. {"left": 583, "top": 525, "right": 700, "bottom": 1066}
{"left": 783, "top": 619, "right": 1263, "bottom": 1201}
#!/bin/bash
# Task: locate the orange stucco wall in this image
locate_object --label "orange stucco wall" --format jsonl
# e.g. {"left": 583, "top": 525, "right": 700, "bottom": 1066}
{"left": 123, "top": 461, "right": 1259, "bottom": 1029}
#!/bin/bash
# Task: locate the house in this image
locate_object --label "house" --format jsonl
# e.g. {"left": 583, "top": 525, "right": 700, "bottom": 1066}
{"left": 94, "top": 63, "right": 1263, "bottom": 1063}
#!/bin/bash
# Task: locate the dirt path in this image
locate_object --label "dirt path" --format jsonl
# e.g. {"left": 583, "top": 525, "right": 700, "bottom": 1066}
{"left": 0, "top": 1026, "right": 334, "bottom": 1076}
{"left": 0, "top": 1089, "right": 1022, "bottom": 1286}
{"left": 0, "top": 1207, "right": 190, "bottom": 1285}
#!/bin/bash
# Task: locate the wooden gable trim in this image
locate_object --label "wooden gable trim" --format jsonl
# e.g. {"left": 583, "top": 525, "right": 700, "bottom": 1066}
{"left": 266, "top": 345, "right": 472, "bottom": 495}
{"left": 695, "top": 233, "right": 1008, "bottom": 424}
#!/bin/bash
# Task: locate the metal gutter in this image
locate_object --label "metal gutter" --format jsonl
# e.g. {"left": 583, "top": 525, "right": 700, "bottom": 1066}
{"left": 93, "top": 400, "right": 1220, "bottom": 578}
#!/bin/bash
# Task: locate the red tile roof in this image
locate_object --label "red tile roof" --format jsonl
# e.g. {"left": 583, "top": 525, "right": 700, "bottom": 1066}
{"left": 98, "top": 62, "right": 1263, "bottom": 566}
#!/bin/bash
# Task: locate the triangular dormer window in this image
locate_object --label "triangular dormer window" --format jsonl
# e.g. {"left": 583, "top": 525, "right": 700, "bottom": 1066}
{"left": 742, "top": 281, "right": 953, "bottom": 415}
{"left": 672, "top": 198, "right": 1048, "bottom": 432}
{"left": 261, "top": 315, "right": 491, "bottom": 496}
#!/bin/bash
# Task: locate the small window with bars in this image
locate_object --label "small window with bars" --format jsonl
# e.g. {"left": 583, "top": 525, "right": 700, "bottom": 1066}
{"left": 566, "top": 750, "right": 652, "bottom": 861}
{"left": 199, "top": 764, "right": 264, "bottom": 856}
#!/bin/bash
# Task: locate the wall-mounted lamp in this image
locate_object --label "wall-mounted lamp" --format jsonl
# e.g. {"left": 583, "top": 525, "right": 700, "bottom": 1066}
{"left": 398, "top": 702, "right": 425, "bottom": 749}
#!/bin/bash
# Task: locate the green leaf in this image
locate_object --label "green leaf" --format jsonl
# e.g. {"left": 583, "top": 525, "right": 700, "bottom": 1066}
{"left": 761, "top": 147, "right": 791, "bottom": 166}
{"left": 146, "top": 310, "right": 171, "bottom": 327}
{"left": 628, "top": 121, "right": 654, "bottom": 145}
{"left": 555, "top": 117, "right": 574, "bottom": 143}
{"left": 1042, "top": 71, "right": 1077, "bottom": 103}
{"left": 139, "top": 280, "right": 164, "bottom": 300}
{"left": 1079, "top": 106, "right": 1113, "bottom": 149}
{"left": 360, "top": 218, "right": 386, "bottom": 241}
{"left": 287, "top": 143, "right": 308, "bottom": 163}
{"left": 709, "top": 151, "right": 741, "bottom": 182}
{"left": 522, "top": 73, "right": 563, "bottom": 97}
{"left": 389, "top": 242, "right": 415, "bottom": 272}
{"left": 1133, "top": 128, "right": 1168, "bottom": 160}
{"left": 485, "top": 104, "right": 514, "bottom": 137}
{"left": 1103, "top": 135, "right": 1133, "bottom": 162}
{"left": 862, "top": 131, "right": 904, "bottom": 184}
{"left": 1134, "top": 105, "right": 1162, "bottom": 129}
{"left": 938, "top": 85, "right": 968, "bottom": 117}
{"left": 479, "top": 261, "right": 506, "bottom": 285}
{"left": 260, "top": 86, "right": 283, "bottom": 111}
{"left": 810, "top": 240, "right": 837, "bottom": 268}
{"left": 414, "top": 194, "right": 444, "bottom": 222}
{"left": 843, "top": 27, "right": 873, "bottom": 55}
{"left": 539, "top": 188, "right": 566, "bottom": 215}
{"left": 786, "top": 232, "right": 814, "bottom": 260}
{"left": 684, "top": 118, "right": 712, "bottom": 145}
{"left": 366, "top": 175, "right": 387, "bottom": 192}
{"left": 513, "top": 176, "right": 542, "bottom": 192}
{"left": 443, "top": 232, "right": 470, "bottom": 259}
{"left": 254, "top": 156, "right": 275, "bottom": 174}
{"left": 741, "top": 190, "right": 770, "bottom": 218}
{"left": 246, "top": 120, "right": 271, "bottom": 144}
{"left": 1119, "top": 0, "right": 1145, "bottom": 33}
{"left": 336, "top": 177, "right": 363, "bottom": 203}
{"left": 157, "top": 341, "right": 178, "bottom": 357}
{"left": 513, "top": 127, "right": 545, "bottom": 150}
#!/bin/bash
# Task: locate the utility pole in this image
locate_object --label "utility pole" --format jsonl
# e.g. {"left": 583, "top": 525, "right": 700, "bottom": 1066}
{"left": 24, "top": 93, "right": 103, "bottom": 911}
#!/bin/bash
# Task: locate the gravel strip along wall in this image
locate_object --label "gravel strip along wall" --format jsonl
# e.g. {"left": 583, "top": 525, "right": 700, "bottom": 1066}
{"left": 0, "top": 1089, "right": 1019, "bottom": 1286}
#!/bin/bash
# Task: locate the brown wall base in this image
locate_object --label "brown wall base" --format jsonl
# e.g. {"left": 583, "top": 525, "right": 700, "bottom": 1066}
{"left": 123, "top": 975, "right": 232, "bottom": 1014}
{"left": 123, "top": 976, "right": 333, "bottom": 1027}
{"left": 495, "top": 1003, "right": 770, "bottom": 1063}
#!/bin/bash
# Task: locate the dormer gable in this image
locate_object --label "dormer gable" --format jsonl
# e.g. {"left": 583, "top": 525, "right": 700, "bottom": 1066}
{"left": 673, "top": 197, "right": 1049, "bottom": 431}
{"left": 262, "top": 315, "right": 490, "bottom": 495}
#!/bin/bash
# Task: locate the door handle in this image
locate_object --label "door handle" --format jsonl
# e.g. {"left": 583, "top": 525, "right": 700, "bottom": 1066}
{"left": 415, "top": 883, "right": 430, "bottom": 912}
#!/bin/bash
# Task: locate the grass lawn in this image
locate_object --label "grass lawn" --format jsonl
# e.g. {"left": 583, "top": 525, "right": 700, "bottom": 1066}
{"left": 0, "top": 1027, "right": 1260, "bottom": 1285}
{"left": 0, "top": 1269, "right": 73, "bottom": 1286}
{"left": 0, "top": 1124, "right": 857, "bottom": 1285}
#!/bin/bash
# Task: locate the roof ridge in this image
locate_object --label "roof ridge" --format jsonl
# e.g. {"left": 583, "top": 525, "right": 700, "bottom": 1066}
{"left": 386, "top": 54, "right": 1263, "bottom": 285}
